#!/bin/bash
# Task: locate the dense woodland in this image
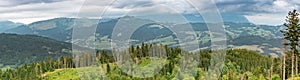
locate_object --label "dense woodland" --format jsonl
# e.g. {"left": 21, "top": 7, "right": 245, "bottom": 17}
{"left": 0, "top": 43, "right": 288, "bottom": 80}
{"left": 0, "top": 34, "right": 71, "bottom": 69}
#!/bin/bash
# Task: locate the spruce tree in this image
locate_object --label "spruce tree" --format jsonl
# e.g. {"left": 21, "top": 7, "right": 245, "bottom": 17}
{"left": 281, "top": 9, "right": 300, "bottom": 79}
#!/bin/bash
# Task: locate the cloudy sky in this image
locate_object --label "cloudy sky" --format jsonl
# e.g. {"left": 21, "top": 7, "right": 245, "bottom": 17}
{"left": 0, "top": 0, "right": 299, "bottom": 25}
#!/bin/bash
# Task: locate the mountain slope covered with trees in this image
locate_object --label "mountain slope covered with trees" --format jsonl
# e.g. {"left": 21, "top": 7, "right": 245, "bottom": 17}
{"left": 0, "top": 34, "right": 72, "bottom": 69}
{"left": 0, "top": 44, "right": 280, "bottom": 80}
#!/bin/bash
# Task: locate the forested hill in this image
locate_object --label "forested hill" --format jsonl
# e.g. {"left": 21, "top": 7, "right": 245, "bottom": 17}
{"left": 0, "top": 34, "right": 72, "bottom": 69}
{"left": 2, "top": 17, "right": 284, "bottom": 55}
{"left": 0, "top": 44, "right": 279, "bottom": 80}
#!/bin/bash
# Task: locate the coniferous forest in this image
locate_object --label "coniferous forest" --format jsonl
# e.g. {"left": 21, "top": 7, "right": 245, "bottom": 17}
{"left": 0, "top": 44, "right": 282, "bottom": 80}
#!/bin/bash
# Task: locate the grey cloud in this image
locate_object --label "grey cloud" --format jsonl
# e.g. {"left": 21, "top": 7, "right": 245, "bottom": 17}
{"left": 0, "top": 0, "right": 299, "bottom": 25}
{"left": 112, "top": 0, "right": 154, "bottom": 9}
{"left": 107, "top": 0, "right": 299, "bottom": 15}
{"left": 215, "top": 0, "right": 299, "bottom": 15}
{"left": 0, "top": 0, "right": 67, "bottom": 7}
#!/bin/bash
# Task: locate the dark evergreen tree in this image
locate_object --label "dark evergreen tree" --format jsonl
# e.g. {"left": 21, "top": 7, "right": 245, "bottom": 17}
{"left": 281, "top": 10, "right": 300, "bottom": 79}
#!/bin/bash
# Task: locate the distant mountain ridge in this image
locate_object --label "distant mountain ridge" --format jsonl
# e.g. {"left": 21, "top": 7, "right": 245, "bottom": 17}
{"left": 5, "top": 18, "right": 99, "bottom": 41}
{"left": 0, "top": 21, "right": 24, "bottom": 33}
{"left": 1, "top": 16, "right": 284, "bottom": 55}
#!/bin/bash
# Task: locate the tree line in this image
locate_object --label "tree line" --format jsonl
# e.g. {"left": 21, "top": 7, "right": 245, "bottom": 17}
{"left": 0, "top": 43, "right": 282, "bottom": 80}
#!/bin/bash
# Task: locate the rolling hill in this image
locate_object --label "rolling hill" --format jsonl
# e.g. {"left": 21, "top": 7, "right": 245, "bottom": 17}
{"left": 0, "top": 34, "right": 72, "bottom": 69}
{"left": 2, "top": 16, "right": 285, "bottom": 55}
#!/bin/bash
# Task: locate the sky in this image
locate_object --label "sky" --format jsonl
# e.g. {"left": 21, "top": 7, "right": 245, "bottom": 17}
{"left": 0, "top": 0, "right": 299, "bottom": 25}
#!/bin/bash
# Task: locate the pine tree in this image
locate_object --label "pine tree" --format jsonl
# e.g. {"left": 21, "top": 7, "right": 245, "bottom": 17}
{"left": 281, "top": 9, "right": 300, "bottom": 79}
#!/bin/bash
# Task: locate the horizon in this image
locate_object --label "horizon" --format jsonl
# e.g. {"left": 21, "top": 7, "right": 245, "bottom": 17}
{"left": 3, "top": 16, "right": 285, "bottom": 26}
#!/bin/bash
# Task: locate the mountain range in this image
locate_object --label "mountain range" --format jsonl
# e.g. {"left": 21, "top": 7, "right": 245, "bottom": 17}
{"left": 1, "top": 16, "right": 284, "bottom": 56}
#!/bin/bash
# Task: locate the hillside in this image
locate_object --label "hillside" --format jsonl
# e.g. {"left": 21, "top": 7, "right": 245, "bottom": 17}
{"left": 41, "top": 49, "right": 274, "bottom": 80}
{"left": 2, "top": 17, "right": 284, "bottom": 55}
{"left": 0, "top": 21, "right": 23, "bottom": 33}
{"left": 0, "top": 44, "right": 277, "bottom": 79}
{"left": 0, "top": 34, "right": 72, "bottom": 69}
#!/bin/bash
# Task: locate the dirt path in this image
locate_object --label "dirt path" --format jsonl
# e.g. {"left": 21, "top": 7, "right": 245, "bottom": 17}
{"left": 41, "top": 69, "right": 63, "bottom": 77}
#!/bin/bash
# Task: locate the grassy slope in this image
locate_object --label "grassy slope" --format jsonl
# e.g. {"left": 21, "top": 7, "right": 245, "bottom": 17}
{"left": 45, "top": 69, "right": 300, "bottom": 80}
{"left": 44, "top": 69, "right": 80, "bottom": 80}
{"left": 287, "top": 77, "right": 300, "bottom": 80}
{"left": 44, "top": 58, "right": 166, "bottom": 80}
